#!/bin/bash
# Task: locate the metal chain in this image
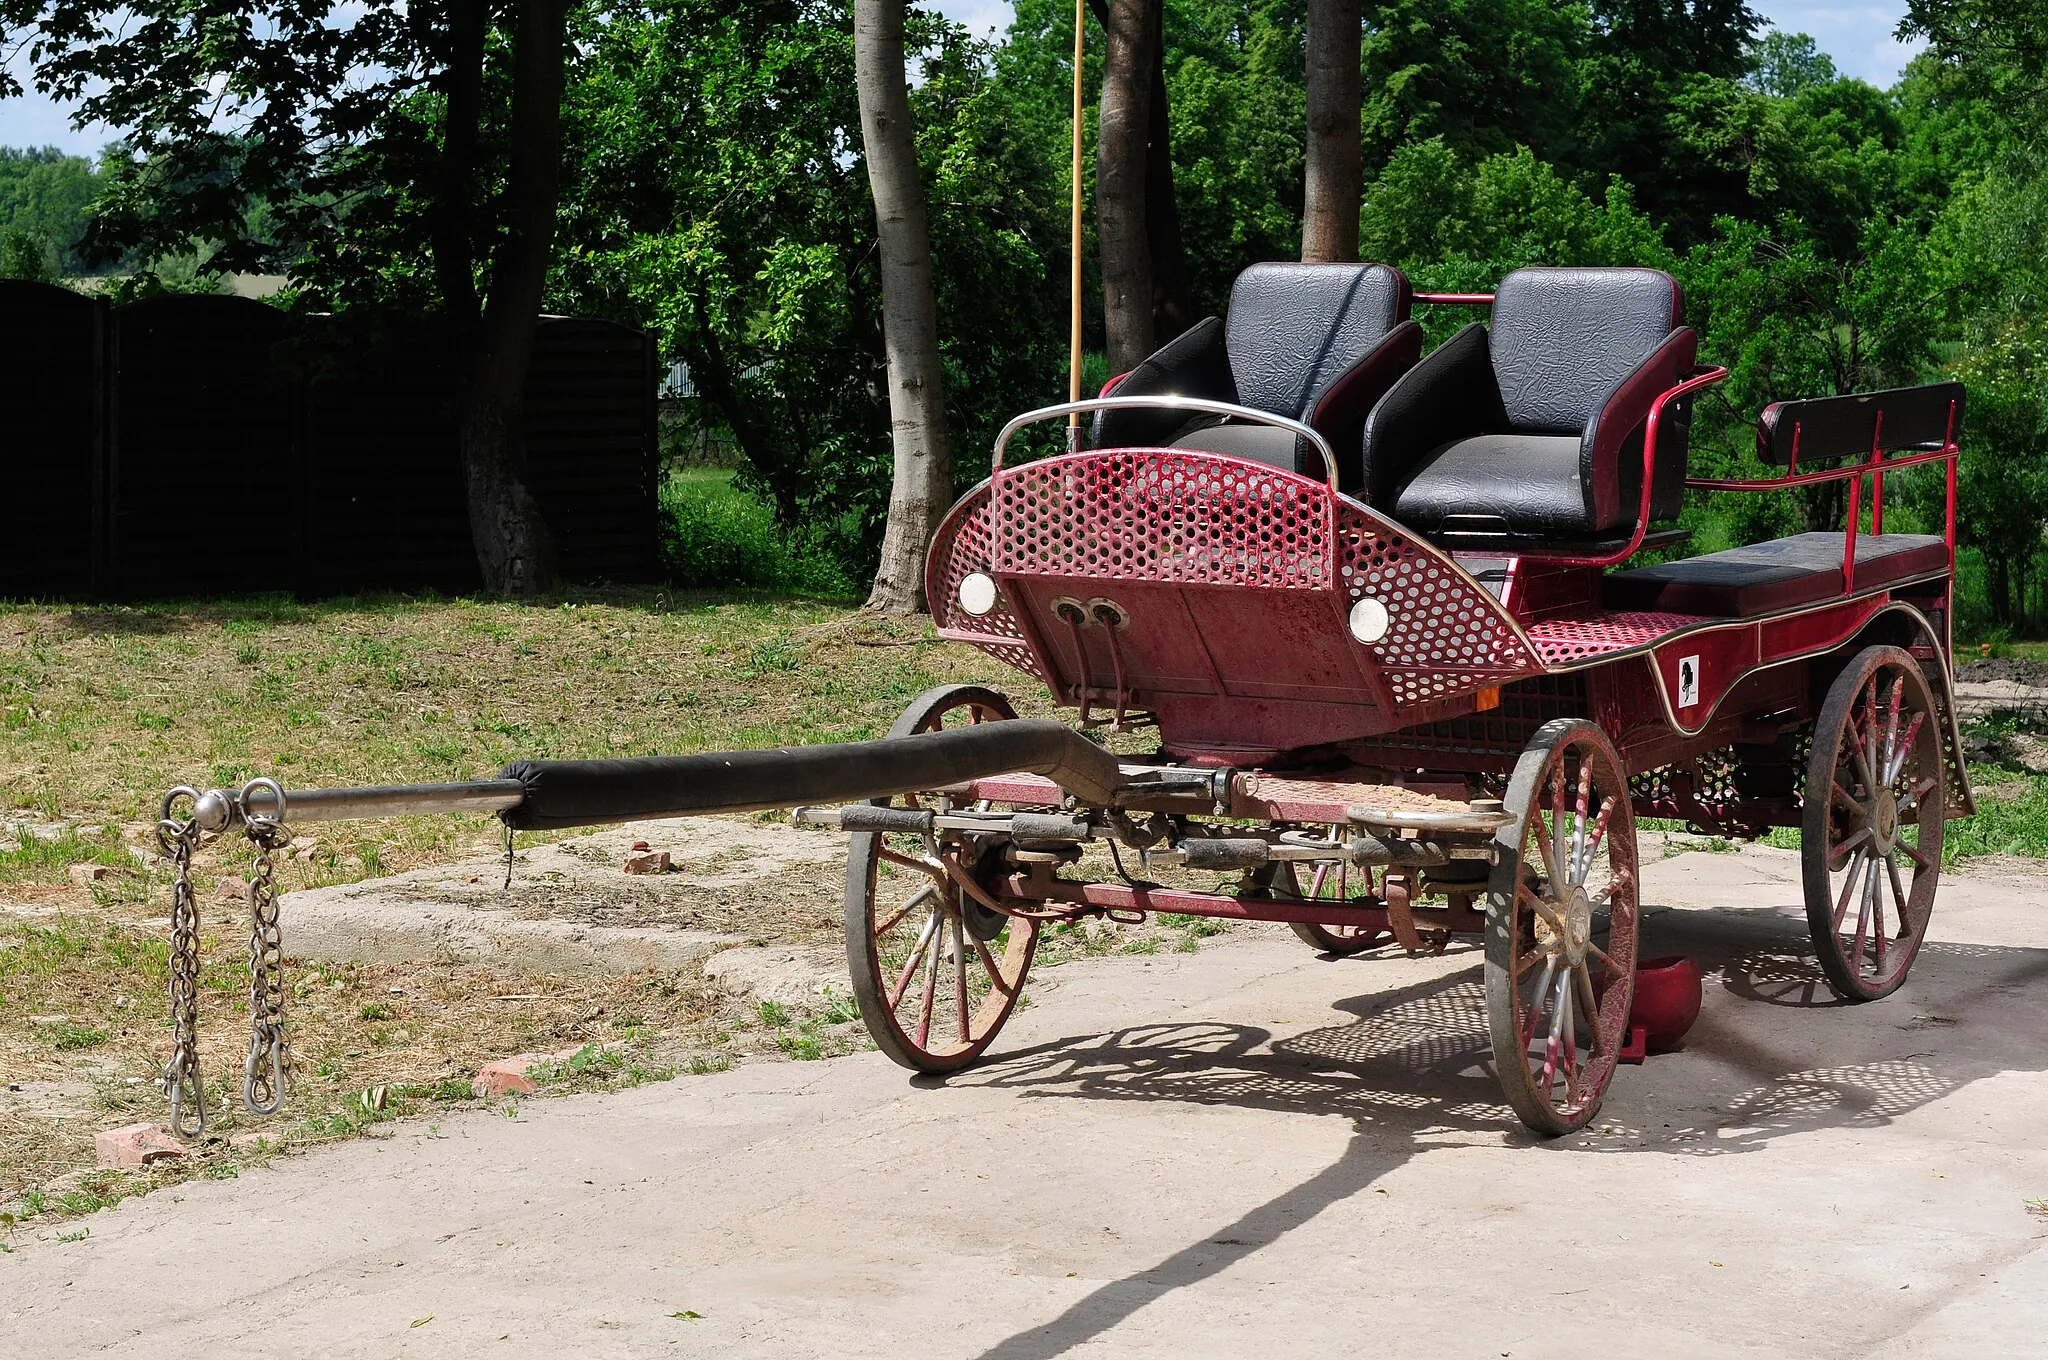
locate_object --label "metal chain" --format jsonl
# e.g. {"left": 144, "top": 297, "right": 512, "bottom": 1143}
{"left": 242, "top": 813, "right": 293, "bottom": 1115}
{"left": 157, "top": 790, "right": 205, "bottom": 1138}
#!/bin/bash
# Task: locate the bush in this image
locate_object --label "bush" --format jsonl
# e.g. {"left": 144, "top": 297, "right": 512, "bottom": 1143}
{"left": 658, "top": 469, "right": 858, "bottom": 599}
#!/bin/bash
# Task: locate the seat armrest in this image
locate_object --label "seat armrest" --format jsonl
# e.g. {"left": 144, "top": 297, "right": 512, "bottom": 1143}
{"left": 1578, "top": 326, "right": 1698, "bottom": 529}
{"left": 1304, "top": 320, "right": 1424, "bottom": 491}
{"left": 1359, "top": 323, "right": 1503, "bottom": 509}
{"left": 1092, "top": 316, "right": 1234, "bottom": 448}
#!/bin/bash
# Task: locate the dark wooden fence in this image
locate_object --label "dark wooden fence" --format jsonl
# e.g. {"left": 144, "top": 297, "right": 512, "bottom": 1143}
{"left": 0, "top": 285, "right": 659, "bottom": 599}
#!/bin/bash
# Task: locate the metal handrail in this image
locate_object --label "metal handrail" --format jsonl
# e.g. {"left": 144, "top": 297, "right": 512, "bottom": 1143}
{"left": 991, "top": 396, "right": 1340, "bottom": 489}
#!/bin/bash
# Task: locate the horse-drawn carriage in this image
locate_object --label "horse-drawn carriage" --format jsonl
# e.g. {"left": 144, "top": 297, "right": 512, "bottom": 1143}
{"left": 158, "top": 263, "right": 1969, "bottom": 1139}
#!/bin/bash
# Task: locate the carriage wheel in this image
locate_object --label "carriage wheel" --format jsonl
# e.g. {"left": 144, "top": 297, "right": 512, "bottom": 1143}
{"left": 1484, "top": 719, "right": 1640, "bottom": 1137}
{"left": 844, "top": 685, "right": 1040, "bottom": 1074}
{"left": 1286, "top": 860, "right": 1389, "bottom": 956}
{"left": 1802, "top": 646, "right": 1945, "bottom": 1002}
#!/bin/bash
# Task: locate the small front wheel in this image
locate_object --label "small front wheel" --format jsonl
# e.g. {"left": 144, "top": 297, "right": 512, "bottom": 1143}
{"left": 1286, "top": 860, "right": 1389, "bottom": 956}
{"left": 843, "top": 685, "right": 1039, "bottom": 1073}
{"left": 1484, "top": 719, "right": 1640, "bottom": 1137}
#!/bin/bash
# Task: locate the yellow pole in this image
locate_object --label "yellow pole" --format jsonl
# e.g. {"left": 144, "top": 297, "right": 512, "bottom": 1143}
{"left": 1068, "top": 0, "right": 1085, "bottom": 448}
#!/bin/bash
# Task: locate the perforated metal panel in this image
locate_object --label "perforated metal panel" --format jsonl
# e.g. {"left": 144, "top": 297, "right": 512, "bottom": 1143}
{"left": 1334, "top": 502, "right": 1542, "bottom": 704}
{"left": 927, "top": 483, "right": 1045, "bottom": 682}
{"left": 993, "top": 450, "right": 1333, "bottom": 588}
{"left": 1524, "top": 610, "right": 1706, "bottom": 667}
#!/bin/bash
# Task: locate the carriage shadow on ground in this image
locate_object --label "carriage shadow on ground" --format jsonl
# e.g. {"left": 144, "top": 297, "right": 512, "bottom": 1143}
{"left": 948, "top": 904, "right": 2048, "bottom": 1360}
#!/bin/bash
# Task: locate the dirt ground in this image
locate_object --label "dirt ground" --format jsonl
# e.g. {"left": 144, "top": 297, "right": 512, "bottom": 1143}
{"left": 7, "top": 842, "right": 2048, "bottom": 1358}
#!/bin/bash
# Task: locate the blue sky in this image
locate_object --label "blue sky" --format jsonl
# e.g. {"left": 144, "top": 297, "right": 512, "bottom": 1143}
{"left": 0, "top": 0, "right": 1922, "bottom": 157}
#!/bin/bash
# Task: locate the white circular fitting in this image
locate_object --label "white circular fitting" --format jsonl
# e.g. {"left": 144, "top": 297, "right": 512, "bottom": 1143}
{"left": 1348, "top": 597, "right": 1390, "bottom": 644}
{"left": 958, "top": 571, "right": 999, "bottom": 617}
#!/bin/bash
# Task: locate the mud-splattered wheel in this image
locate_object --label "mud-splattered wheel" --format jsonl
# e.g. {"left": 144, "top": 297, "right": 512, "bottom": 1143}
{"left": 1802, "top": 645, "right": 1945, "bottom": 1002}
{"left": 1287, "top": 861, "right": 1389, "bottom": 956}
{"left": 844, "top": 685, "right": 1039, "bottom": 1073}
{"left": 1485, "top": 719, "right": 1640, "bottom": 1137}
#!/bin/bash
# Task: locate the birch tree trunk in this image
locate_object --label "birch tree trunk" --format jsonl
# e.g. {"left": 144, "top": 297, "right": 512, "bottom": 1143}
{"left": 1302, "top": 0, "right": 1362, "bottom": 263}
{"left": 856, "top": 0, "right": 953, "bottom": 613}
{"left": 1096, "top": 0, "right": 1157, "bottom": 374}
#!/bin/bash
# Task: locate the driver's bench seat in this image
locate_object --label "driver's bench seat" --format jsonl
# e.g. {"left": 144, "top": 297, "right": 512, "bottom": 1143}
{"left": 1359, "top": 267, "right": 1698, "bottom": 549}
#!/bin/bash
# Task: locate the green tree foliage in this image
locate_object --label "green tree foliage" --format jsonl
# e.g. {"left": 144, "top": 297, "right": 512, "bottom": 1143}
{"left": 549, "top": 2, "right": 1062, "bottom": 569}
{"left": 0, "top": 147, "right": 101, "bottom": 278}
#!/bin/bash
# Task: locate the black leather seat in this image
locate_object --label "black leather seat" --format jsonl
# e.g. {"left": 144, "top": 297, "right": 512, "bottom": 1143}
{"left": 1605, "top": 532, "right": 1950, "bottom": 616}
{"left": 1359, "top": 267, "right": 1697, "bottom": 546}
{"left": 1091, "top": 262, "right": 1423, "bottom": 489}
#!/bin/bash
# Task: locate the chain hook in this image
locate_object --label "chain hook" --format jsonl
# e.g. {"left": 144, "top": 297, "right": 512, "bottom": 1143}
{"left": 239, "top": 778, "right": 292, "bottom": 1116}
{"left": 157, "top": 786, "right": 206, "bottom": 1138}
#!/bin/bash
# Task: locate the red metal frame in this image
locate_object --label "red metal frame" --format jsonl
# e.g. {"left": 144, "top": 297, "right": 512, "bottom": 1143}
{"left": 1412, "top": 293, "right": 1496, "bottom": 306}
{"left": 1505, "top": 366, "right": 1731, "bottom": 567}
{"left": 1685, "top": 396, "right": 1962, "bottom": 592}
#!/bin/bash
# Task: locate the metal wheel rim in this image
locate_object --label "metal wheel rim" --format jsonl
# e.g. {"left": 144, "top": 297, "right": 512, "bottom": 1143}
{"left": 1288, "top": 859, "right": 1388, "bottom": 956}
{"left": 844, "top": 686, "right": 1038, "bottom": 1074}
{"left": 1486, "top": 719, "right": 1639, "bottom": 1137}
{"left": 1802, "top": 647, "right": 1944, "bottom": 1002}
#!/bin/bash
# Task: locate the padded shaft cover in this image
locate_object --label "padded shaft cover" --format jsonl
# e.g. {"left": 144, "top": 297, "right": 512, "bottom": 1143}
{"left": 1604, "top": 531, "right": 1949, "bottom": 616}
{"left": 1225, "top": 262, "right": 1409, "bottom": 419}
{"left": 1489, "top": 267, "right": 1682, "bottom": 432}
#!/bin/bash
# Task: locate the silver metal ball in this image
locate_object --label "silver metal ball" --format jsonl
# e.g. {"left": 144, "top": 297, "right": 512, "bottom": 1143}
{"left": 192, "top": 789, "right": 234, "bottom": 834}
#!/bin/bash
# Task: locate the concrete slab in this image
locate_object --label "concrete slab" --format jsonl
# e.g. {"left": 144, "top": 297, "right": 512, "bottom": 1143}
{"left": 7, "top": 846, "right": 2048, "bottom": 1358}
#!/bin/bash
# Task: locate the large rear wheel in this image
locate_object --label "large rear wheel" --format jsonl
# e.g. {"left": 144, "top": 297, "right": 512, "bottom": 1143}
{"left": 1484, "top": 719, "right": 1641, "bottom": 1137}
{"left": 844, "top": 685, "right": 1040, "bottom": 1073}
{"left": 1802, "top": 646, "right": 1945, "bottom": 1002}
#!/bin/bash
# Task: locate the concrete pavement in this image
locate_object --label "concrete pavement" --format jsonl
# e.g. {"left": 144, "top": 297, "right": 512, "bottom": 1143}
{"left": 6, "top": 843, "right": 2048, "bottom": 1357}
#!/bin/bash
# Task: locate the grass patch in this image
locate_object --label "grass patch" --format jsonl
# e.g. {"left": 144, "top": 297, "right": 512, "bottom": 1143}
{"left": 660, "top": 469, "right": 858, "bottom": 599}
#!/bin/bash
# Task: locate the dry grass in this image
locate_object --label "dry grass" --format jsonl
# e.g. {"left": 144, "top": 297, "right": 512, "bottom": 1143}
{"left": 0, "top": 588, "right": 1067, "bottom": 1231}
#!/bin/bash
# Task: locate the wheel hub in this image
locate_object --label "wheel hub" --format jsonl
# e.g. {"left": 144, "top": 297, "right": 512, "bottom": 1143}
{"left": 1872, "top": 790, "right": 1898, "bottom": 853}
{"left": 1533, "top": 884, "right": 1594, "bottom": 966}
{"left": 1562, "top": 885, "right": 1593, "bottom": 966}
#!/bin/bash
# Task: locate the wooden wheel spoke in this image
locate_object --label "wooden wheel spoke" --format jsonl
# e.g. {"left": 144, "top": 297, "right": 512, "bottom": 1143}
{"left": 1886, "top": 712, "right": 1926, "bottom": 786}
{"left": 1578, "top": 797, "right": 1616, "bottom": 884}
{"left": 1886, "top": 853, "right": 1914, "bottom": 940}
{"left": 1518, "top": 883, "right": 1565, "bottom": 932}
{"left": 1849, "top": 861, "right": 1877, "bottom": 977}
{"left": 887, "top": 908, "right": 942, "bottom": 1010}
{"left": 1521, "top": 957, "right": 1557, "bottom": 1050}
{"left": 1831, "top": 849, "right": 1868, "bottom": 934}
{"left": 1574, "top": 963, "right": 1602, "bottom": 1054}
{"left": 975, "top": 937, "right": 1013, "bottom": 996}
{"left": 951, "top": 911, "right": 970, "bottom": 1044}
{"left": 1531, "top": 813, "right": 1560, "bottom": 888}
{"left": 1880, "top": 674, "right": 1904, "bottom": 780}
{"left": 875, "top": 881, "right": 938, "bottom": 938}
{"left": 1570, "top": 761, "right": 1593, "bottom": 885}
{"left": 914, "top": 910, "right": 943, "bottom": 1049}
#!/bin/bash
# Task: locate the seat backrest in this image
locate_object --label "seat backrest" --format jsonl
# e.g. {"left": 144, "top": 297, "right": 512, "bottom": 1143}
{"left": 1488, "top": 267, "right": 1682, "bottom": 433}
{"left": 1224, "top": 263, "right": 1411, "bottom": 421}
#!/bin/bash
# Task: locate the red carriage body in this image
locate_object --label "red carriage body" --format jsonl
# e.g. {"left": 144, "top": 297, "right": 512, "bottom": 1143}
{"left": 849, "top": 263, "right": 1972, "bottom": 1135}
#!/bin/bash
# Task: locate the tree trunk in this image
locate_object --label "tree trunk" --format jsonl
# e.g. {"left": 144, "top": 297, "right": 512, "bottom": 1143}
{"left": 855, "top": 0, "right": 954, "bottom": 614}
{"left": 459, "top": 0, "right": 565, "bottom": 597}
{"left": 1143, "top": 1, "right": 1194, "bottom": 343}
{"left": 1301, "top": 0, "right": 1362, "bottom": 262}
{"left": 431, "top": 0, "right": 484, "bottom": 321}
{"left": 1096, "top": 0, "right": 1156, "bottom": 374}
